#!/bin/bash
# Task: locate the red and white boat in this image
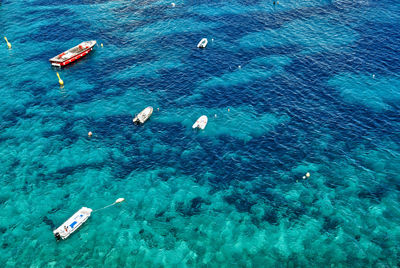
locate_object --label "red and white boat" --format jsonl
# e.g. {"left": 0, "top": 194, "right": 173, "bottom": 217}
{"left": 49, "top": 40, "right": 96, "bottom": 67}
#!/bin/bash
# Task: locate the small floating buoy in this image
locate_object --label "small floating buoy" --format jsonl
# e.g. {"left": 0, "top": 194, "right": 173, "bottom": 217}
{"left": 238, "top": 65, "right": 241, "bottom": 69}
{"left": 171, "top": 2, "right": 175, "bottom": 7}
{"left": 56, "top": 72, "right": 64, "bottom": 86}
{"left": 306, "top": 172, "right": 310, "bottom": 178}
{"left": 372, "top": 74, "right": 375, "bottom": 79}
{"left": 115, "top": 198, "right": 125, "bottom": 203}
{"left": 228, "top": 108, "right": 230, "bottom": 112}
{"left": 214, "top": 114, "right": 217, "bottom": 118}
{"left": 4, "top": 36, "right": 11, "bottom": 49}
{"left": 302, "top": 176, "right": 306, "bottom": 179}
{"left": 211, "top": 38, "right": 214, "bottom": 41}
{"left": 101, "top": 43, "right": 103, "bottom": 47}
{"left": 88, "top": 131, "right": 93, "bottom": 137}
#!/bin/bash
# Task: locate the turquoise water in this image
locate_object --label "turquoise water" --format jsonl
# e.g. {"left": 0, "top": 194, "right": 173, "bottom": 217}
{"left": 1, "top": 0, "right": 400, "bottom": 266}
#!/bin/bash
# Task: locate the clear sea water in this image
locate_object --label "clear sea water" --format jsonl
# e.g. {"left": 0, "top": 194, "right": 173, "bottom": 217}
{"left": 1, "top": 0, "right": 400, "bottom": 266}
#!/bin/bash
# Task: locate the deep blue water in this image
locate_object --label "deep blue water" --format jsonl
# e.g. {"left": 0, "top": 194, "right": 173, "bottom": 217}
{"left": 1, "top": 0, "right": 400, "bottom": 266}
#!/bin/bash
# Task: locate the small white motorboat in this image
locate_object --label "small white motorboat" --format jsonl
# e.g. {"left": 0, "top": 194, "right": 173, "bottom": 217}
{"left": 192, "top": 115, "right": 208, "bottom": 130}
{"left": 53, "top": 207, "right": 92, "bottom": 240}
{"left": 197, "top": 38, "right": 208, "bottom": 48}
{"left": 133, "top": 106, "right": 153, "bottom": 124}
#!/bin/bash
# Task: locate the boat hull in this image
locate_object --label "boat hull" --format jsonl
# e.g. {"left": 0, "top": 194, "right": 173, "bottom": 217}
{"left": 197, "top": 38, "right": 208, "bottom": 48}
{"left": 192, "top": 115, "right": 208, "bottom": 129}
{"left": 50, "top": 48, "right": 93, "bottom": 67}
{"left": 49, "top": 41, "right": 96, "bottom": 67}
{"left": 133, "top": 106, "right": 153, "bottom": 124}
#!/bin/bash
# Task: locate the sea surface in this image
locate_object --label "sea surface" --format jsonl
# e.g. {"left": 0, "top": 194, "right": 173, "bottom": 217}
{"left": 1, "top": 0, "right": 400, "bottom": 266}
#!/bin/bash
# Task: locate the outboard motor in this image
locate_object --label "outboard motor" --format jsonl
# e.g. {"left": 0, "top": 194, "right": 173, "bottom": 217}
{"left": 54, "top": 232, "right": 61, "bottom": 241}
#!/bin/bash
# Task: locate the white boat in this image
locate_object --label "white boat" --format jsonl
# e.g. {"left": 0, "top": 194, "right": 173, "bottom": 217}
{"left": 133, "top": 106, "right": 153, "bottom": 124}
{"left": 192, "top": 115, "right": 208, "bottom": 130}
{"left": 53, "top": 207, "right": 92, "bottom": 240}
{"left": 197, "top": 38, "right": 208, "bottom": 48}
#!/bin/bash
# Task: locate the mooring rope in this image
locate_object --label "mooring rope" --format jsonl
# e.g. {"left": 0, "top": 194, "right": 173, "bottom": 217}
{"left": 93, "top": 198, "right": 125, "bottom": 212}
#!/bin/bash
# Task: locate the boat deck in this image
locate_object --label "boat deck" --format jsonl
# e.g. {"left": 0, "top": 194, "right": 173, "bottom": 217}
{"left": 53, "top": 207, "right": 92, "bottom": 240}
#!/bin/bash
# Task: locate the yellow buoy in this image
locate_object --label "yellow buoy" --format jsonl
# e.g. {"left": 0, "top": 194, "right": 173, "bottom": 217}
{"left": 306, "top": 172, "right": 310, "bottom": 178}
{"left": 56, "top": 72, "right": 64, "bottom": 86}
{"left": 101, "top": 43, "right": 103, "bottom": 47}
{"left": 4, "top": 36, "right": 11, "bottom": 49}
